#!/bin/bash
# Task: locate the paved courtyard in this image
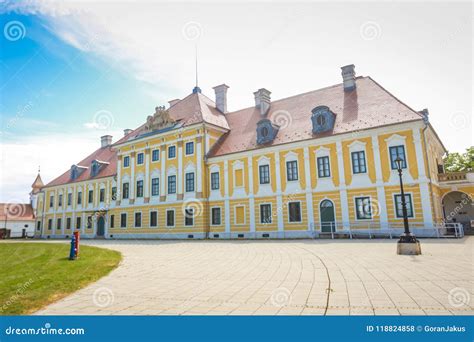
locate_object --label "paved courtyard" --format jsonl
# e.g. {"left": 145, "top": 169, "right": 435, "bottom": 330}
{"left": 35, "top": 237, "right": 473, "bottom": 316}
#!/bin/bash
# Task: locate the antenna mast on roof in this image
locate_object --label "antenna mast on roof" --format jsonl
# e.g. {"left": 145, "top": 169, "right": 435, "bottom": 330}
{"left": 192, "top": 43, "right": 201, "bottom": 94}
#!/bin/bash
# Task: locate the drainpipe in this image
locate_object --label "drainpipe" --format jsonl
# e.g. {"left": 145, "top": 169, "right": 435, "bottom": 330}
{"left": 420, "top": 115, "right": 438, "bottom": 224}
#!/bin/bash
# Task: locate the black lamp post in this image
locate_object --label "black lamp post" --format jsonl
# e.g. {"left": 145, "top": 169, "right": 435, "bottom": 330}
{"left": 395, "top": 157, "right": 417, "bottom": 243}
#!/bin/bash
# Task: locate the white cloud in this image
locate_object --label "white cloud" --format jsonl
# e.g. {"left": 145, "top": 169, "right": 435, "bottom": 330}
{"left": 0, "top": 128, "right": 123, "bottom": 203}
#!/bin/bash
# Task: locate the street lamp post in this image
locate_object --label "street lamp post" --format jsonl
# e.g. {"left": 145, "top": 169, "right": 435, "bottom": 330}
{"left": 395, "top": 157, "right": 421, "bottom": 254}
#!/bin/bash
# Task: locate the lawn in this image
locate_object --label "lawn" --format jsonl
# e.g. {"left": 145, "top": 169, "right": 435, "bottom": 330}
{"left": 0, "top": 242, "right": 121, "bottom": 315}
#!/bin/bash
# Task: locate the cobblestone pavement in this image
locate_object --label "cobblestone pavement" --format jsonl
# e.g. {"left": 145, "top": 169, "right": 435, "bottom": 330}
{"left": 35, "top": 237, "right": 473, "bottom": 315}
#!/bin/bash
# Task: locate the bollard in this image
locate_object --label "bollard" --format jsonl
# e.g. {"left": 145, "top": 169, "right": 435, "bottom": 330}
{"left": 74, "top": 231, "right": 80, "bottom": 258}
{"left": 69, "top": 234, "right": 76, "bottom": 260}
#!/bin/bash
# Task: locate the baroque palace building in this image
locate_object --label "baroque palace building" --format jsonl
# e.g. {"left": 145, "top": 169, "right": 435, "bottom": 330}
{"left": 34, "top": 65, "right": 474, "bottom": 239}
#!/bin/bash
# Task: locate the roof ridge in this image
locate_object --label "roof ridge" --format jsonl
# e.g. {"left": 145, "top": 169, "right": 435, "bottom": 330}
{"left": 225, "top": 79, "right": 352, "bottom": 116}
{"left": 366, "top": 76, "right": 424, "bottom": 119}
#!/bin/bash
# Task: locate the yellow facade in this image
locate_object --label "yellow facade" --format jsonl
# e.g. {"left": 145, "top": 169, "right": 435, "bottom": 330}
{"left": 34, "top": 111, "right": 471, "bottom": 239}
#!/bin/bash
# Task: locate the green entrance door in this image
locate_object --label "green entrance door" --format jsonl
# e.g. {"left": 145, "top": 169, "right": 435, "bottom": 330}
{"left": 320, "top": 200, "right": 335, "bottom": 232}
{"left": 97, "top": 216, "right": 105, "bottom": 237}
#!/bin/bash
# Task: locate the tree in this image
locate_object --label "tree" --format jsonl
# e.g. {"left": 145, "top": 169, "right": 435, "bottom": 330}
{"left": 443, "top": 147, "right": 474, "bottom": 172}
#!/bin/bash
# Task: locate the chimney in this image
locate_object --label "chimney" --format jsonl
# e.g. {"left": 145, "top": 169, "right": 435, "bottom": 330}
{"left": 213, "top": 84, "right": 229, "bottom": 113}
{"left": 123, "top": 129, "right": 133, "bottom": 137}
{"left": 254, "top": 88, "right": 271, "bottom": 116}
{"left": 341, "top": 64, "right": 356, "bottom": 92}
{"left": 168, "top": 99, "right": 180, "bottom": 107}
{"left": 101, "top": 135, "right": 112, "bottom": 148}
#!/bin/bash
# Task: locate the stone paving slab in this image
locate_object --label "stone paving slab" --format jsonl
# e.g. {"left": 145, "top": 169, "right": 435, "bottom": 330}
{"left": 33, "top": 237, "right": 474, "bottom": 316}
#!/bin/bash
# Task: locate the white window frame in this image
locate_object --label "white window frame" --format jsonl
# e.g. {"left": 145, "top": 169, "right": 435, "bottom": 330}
{"left": 136, "top": 152, "right": 145, "bottom": 165}
{"left": 184, "top": 207, "right": 195, "bottom": 227}
{"left": 354, "top": 196, "right": 373, "bottom": 221}
{"left": 259, "top": 203, "right": 272, "bottom": 224}
{"left": 166, "top": 209, "right": 176, "bottom": 228}
{"left": 210, "top": 206, "right": 222, "bottom": 226}
{"left": 185, "top": 141, "right": 194, "bottom": 156}
{"left": 134, "top": 211, "right": 142, "bottom": 228}
{"left": 393, "top": 192, "right": 415, "bottom": 219}
{"left": 151, "top": 148, "right": 160, "bottom": 163}
{"left": 149, "top": 210, "right": 158, "bottom": 228}
{"left": 287, "top": 200, "right": 303, "bottom": 223}
{"left": 167, "top": 145, "right": 177, "bottom": 160}
{"left": 123, "top": 155, "right": 131, "bottom": 168}
{"left": 120, "top": 212, "right": 127, "bottom": 229}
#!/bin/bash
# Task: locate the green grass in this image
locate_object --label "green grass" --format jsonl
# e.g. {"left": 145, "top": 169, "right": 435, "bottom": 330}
{"left": 0, "top": 242, "right": 121, "bottom": 315}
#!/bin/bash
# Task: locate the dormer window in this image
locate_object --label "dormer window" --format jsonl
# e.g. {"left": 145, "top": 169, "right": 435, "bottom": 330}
{"left": 91, "top": 160, "right": 101, "bottom": 177}
{"left": 311, "top": 106, "right": 336, "bottom": 134}
{"left": 70, "top": 165, "right": 87, "bottom": 180}
{"left": 71, "top": 166, "right": 78, "bottom": 180}
{"left": 90, "top": 160, "right": 109, "bottom": 177}
{"left": 256, "top": 119, "right": 279, "bottom": 145}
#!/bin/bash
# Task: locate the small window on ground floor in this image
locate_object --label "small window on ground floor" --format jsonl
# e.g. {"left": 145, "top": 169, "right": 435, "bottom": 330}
{"left": 211, "top": 207, "right": 221, "bottom": 225}
{"left": 120, "top": 213, "right": 127, "bottom": 228}
{"left": 355, "top": 197, "right": 372, "bottom": 220}
{"left": 135, "top": 212, "right": 142, "bottom": 227}
{"left": 150, "top": 211, "right": 158, "bottom": 227}
{"left": 185, "top": 208, "right": 194, "bottom": 226}
{"left": 394, "top": 194, "right": 414, "bottom": 218}
{"left": 260, "top": 204, "right": 272, "bottom": 224}
{"left": 288, "top": 202, "right": 302, "bottom": 222}
{"left": 166, "top": 210, "right": 175, "bottom": 227}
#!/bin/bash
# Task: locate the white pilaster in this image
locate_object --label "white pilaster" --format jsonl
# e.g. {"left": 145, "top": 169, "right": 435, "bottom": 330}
{"left": 130, "top": 154, "right": 135, "bottom": 200}
{"left": 144, "top": 151, "right": 150, "bottom": 198}
{"left": 248, "top": 156, "right": 255, "bottom": 233}
{"left": 303, "top": 147, "right": 314, "bottom": 231}
{"left": 336, "top": 141, "right": 350, "bottom": 227}
{"left": 178, "top": 143, "right": 183, "bottom": 195}
{"left": 81, "top": 212, "right": 86, "bottom": 234}
{"left": 274, "top": 151, "right": 284, "bottom": 232}
{"left": 197, "top": 139, "right": 203, "bottom": 194}
{"left": 160, "top": 147, "right": 166, "bottom": 197}
{"left": 372, "top": 135, "right": 389, "bottom": 227}
{"left": 224, "top": 160, "right": 230, "bottom": 234}
{"left": 413, "top": 129, "right": 434, "bottom": 226}
{"left": 116, "top": 158, "right": 122, "bottom": 200}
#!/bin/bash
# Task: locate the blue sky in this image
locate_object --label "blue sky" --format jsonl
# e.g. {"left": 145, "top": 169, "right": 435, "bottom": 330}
{"left": 0, "top": 1, "right": 472, "bottom": 202}
{"left": 1, "top": 13, "right": 156, "bottom": 138}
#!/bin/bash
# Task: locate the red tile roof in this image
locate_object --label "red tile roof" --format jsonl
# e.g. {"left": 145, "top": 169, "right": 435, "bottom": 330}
{"left": 209, "top": 77, "right": 423, "bottom": 157}
{"left": 0, "top": 203, "right": 34, "bottom": 221}
{"left": 45, "top": 145, "right": 117, "bottom": 187}
{"left": 43, "top": 76, "right": 424, "bottom": 187}
{"left": 115, "top": 92, "right": 229, "bottom": 145}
